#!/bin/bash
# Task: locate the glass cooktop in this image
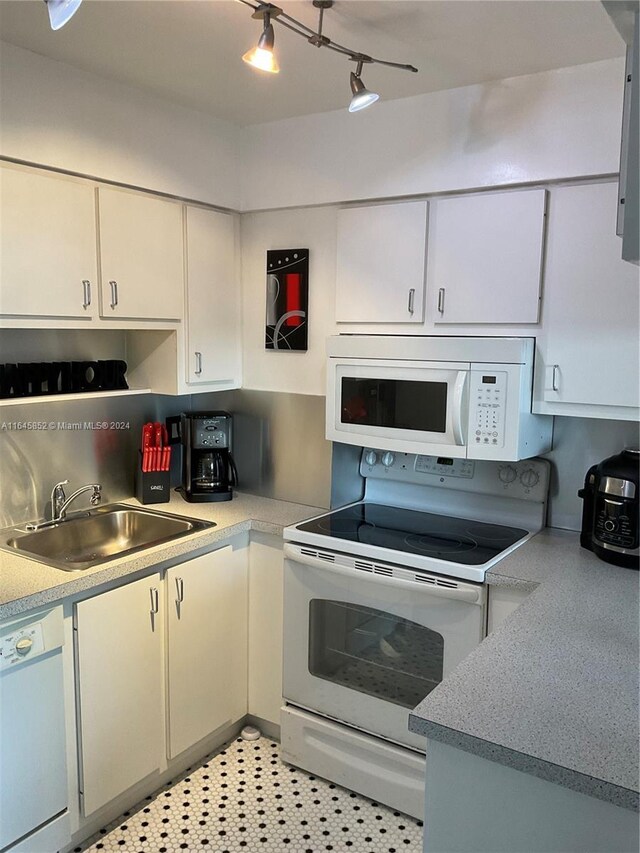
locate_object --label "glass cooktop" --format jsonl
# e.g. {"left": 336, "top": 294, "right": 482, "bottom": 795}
{"left": 296, "top": 503, "right": 529, "bottom": 566}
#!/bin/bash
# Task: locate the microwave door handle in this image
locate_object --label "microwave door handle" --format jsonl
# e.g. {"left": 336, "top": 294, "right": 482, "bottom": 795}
{"left": 452, "top": 371, "right": 468, "bottom": 446}
{"left": 283, "top": 544, "right": 484, "bottom": 605}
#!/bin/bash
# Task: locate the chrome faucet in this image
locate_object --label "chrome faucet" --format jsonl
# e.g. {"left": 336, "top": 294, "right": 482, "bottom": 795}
{"left": 26, "top": 480, "right": 102, "bottom": 531}
{"left": 52, "top": 480, "right": 102, "bottom": 520}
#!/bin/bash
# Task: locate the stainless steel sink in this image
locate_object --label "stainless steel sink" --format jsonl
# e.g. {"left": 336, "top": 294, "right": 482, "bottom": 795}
{"left": 1, "top": 504, "right": 215, "bottom": 571}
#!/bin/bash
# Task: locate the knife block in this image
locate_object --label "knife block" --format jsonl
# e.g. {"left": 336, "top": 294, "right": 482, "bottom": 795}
{"left": 135, "top": 454, "right": 171, "bottom": 505}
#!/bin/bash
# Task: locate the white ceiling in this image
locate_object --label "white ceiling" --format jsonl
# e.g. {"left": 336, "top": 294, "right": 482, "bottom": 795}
{"left": 0, "top": 0, "right": 625, "bottom": 126}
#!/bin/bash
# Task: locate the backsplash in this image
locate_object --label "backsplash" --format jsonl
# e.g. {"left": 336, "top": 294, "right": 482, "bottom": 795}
{"left": 0, "top": 389, "right": 331, "bottom": 527}
{"left": 0, "top": 390, "right": 634, "bottom": 531}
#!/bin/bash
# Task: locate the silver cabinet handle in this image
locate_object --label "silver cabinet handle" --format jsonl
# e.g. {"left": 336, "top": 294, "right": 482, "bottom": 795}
{"left": 109, "top": 280, "right": 118, "bottom": 310}
{"left": 150, "top": 587, "right": 159, "bottom": 614}
{"left": 437, "top": 288, "right": 445, "bottom": 314}
{"left": 407, "top": 288, "right": 415, "bottom": 315}
{"left": 195, "top": 352, "right": 202, "bottom": 376}
{"left": 175, "top": 577, "right": 184, "bottom": 604}
{"left": 82, "top": 280, "right": 91, "bottom": 309}
{"left": 552, "top": 364, "right": 559, "bottom": 392}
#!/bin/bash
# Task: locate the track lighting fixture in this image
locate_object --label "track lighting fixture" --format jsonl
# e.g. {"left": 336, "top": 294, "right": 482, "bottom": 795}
{"left": 348, "top": 58, "right": 379, "bottom": 113}
{"left": 242, "top": 6, "right": 280, "bottom": 74}
{"left": 44, "top": 0, "right": 83, "bottom": 30}
{"left": 238, "top": 0, "right": 417, "bottom": 112}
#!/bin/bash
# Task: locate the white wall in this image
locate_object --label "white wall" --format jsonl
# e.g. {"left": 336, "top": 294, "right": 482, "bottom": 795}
{"left": 0, "top": 42, "right": 241, "bottom": 208}
{"left": 241, "top": 58, "right": 624, "bottom": 210}
{"left": 241, "top": 206, "right": 337, "bottom": 395}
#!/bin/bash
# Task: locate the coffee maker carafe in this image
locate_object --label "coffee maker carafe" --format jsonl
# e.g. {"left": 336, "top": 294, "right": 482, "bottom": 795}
{"left": 171, "top": 412, "right": 238, "bottom": 502}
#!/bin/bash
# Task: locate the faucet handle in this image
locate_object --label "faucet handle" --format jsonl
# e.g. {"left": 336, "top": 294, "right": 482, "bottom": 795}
{"left": 90, "top": 484, "right": 102, "bottom": 506}
{"left": 50, "top": 480, "right": 69, "bottom": 521}
{"left": 51, "top": 479, "right": 69, "bottom": 500}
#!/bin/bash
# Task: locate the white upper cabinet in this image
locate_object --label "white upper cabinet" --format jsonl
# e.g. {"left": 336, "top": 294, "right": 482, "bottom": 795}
{"left": 0, "top": 166, "right": 98, "bottom": 319}
{"left": 184, "top": 206, "right": 241, "bottom": 386}
{"left": 336, "top": 201, "right": 428, "bottom": 324}
{"left": 98, "top": 187, "right": 183, "bottom": 321}
{"left": 429, "top": 189, "right": 547, "bottom": 324}
{"left": 534, "top": 182, "right": 639, "bottom": 419}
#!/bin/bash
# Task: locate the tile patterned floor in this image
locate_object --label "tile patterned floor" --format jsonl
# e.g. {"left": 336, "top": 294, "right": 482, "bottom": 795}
{"left": 75, "top": 736, "right": 423, "bottom": 853}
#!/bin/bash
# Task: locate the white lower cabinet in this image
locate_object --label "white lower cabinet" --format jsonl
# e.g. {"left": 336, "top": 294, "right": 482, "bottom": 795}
{"left": 74, "top": 541, "right": 249, "bottom": 817}
{"left": 248, "top": 532, "right": 284, "bottom": 726}
{"left": 166, "top": 546, "right": 248, "bottom": 759}
{"left": 74, "top": 573, "right": 164, "bottom": 817}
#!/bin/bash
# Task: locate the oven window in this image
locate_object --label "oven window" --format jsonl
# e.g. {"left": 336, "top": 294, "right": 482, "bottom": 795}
{"left": 308, "top": 599, "right": 444, "bottom": 709}
{"left": 340, "top": 377, "right": 447, "bottom": 433}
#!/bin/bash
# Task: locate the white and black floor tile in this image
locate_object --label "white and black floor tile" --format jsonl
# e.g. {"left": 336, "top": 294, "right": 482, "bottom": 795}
{"left": 75, "top": 736, "right": 423, "bottom": 853}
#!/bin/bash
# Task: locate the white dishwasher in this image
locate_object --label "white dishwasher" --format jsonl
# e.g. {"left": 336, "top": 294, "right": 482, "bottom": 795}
{"left": 0, "top": 606, "right": 69, "bottom": 853}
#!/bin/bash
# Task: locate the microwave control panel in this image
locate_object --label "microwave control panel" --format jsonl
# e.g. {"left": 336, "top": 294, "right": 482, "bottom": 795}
{"left": 468, "top": 371, "right": 507, "bottom": 448}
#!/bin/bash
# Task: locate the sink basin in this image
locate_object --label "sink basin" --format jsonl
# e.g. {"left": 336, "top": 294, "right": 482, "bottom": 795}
{"left": 2, "top": 504, "right": 215, "bottom": 571}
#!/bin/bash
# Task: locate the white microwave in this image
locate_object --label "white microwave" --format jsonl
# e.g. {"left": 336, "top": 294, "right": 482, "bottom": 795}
{"left": 326, "top": 336, "right": 553, "bottom": 461}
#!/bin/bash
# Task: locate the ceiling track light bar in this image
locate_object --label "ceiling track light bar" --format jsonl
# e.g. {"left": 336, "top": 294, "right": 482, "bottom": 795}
{"left": 238, "top": 0, "right": 418, "bottom": 74}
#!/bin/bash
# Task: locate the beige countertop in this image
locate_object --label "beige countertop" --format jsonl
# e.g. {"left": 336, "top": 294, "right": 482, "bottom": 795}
{"left": 0, "top": 492, "right": 325, "bottom": 620}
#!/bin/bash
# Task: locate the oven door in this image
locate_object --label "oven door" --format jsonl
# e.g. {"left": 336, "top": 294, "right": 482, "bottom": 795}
{"left": 326, "top": 358, "right": 470, "bottom": 457}
{"left": 283, "top": 544, "right": 486, "bottom": 752}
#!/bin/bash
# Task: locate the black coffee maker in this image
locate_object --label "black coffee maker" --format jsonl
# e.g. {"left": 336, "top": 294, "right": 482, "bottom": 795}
{"left": 578, "top": 448, "right": 639, "bottom": 569}
{"left": 168, "top": 412, "right": 238, "bottom": 502}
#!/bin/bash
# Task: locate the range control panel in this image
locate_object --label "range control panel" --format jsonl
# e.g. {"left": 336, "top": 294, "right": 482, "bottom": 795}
{"left": 360, "top": 449, "right": 549, "bottom": 502}
{"left": 468, "top": 371, "right": 507, "bottom": 449}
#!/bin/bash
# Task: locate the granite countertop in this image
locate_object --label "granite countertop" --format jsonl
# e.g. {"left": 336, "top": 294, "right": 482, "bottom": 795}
{"left": 0, "top": 492, "right": 325, "bottom": 620}
{"left": 410, "top": 527, "right": 640, "bottom": 812}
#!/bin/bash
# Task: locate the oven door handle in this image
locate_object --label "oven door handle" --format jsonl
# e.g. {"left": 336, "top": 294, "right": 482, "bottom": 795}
{"left": 283, "top": 544, "right": 484, "bottom": 604}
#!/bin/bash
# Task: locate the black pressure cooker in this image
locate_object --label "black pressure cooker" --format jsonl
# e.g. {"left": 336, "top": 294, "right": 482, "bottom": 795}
{"left": 578, "top": 448, "right": 640, "bottom": 569}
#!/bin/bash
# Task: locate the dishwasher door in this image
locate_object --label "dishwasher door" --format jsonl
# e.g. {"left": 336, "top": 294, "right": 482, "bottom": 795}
{"left": 0, "top": 607, "right": 68, "bottom": 851}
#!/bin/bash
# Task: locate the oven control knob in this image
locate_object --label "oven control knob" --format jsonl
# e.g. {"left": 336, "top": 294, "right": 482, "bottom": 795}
{"left": 381, "top": 452, "right": 395, "bottom": 468}
{"left": 520, "top": 469, "right": 540, "bottom": 488}
{"left": 15, "top": 637, "right": 33, "bottom": 656}
{"left": 364, "top": 450, "right": 378, "bottom": 467}
{"left": 498, "top": 465, "right": 517, "bottom": 484}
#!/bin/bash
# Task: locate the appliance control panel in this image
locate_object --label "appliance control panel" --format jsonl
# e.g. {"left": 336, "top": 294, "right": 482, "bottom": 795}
{"left": 415, "top": 456, "right": 475, "bottom": 478}
{"left": 361, "top": 449, "right": 550, "bottom": 502}
{"left": 468, "top": 371, "right": 507, "bottom": 449}
{"left": 0, "top": 621, "right": 45, "bottom": 670}
{"left": 594, "top": 496, "right": 638, "bottom": 550}
{"left": 191, "top": 417, "right": 230, "bottom": 450}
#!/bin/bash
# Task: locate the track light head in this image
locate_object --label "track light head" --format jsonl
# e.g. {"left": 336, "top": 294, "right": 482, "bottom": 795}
{"left": 44, "top": 0, "right": 83, "bottom": 30}
{"left": 243, "top": 7, "right": 280, "bottom": 73}
{"left": 348, "top": 59, "right": 379, "bottom": 112}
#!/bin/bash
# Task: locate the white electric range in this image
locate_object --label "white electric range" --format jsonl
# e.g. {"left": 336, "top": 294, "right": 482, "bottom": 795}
{"left": 280, "top": 450, "right": 550, "bottom": 819}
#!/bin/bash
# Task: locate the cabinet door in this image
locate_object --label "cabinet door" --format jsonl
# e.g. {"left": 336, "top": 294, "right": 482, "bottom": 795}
{"left": 248, "top": 533, "right": 284, "bottom": 726}
{"left": 538, "top": 182, "right": 639, "bottom": 411}
{"left": 74, "top": 574, "right": 163, "bottom": 815}
{"left": 0, "top": 167, "right": 98, "bottom": 319}
{"left": 185, "top": 206, "right": 240, "bottom": 385}
{"left": 166, "top": 544, "right": 248, "bottom": 759}
{"left": 430, "top": 189, "right": 546, "bottom": 324}
{"left": 98, "top": 187, "right": 183, "bottom": 321}
{"left": 336, "top": 202, "right": 428, "bottom": 323}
